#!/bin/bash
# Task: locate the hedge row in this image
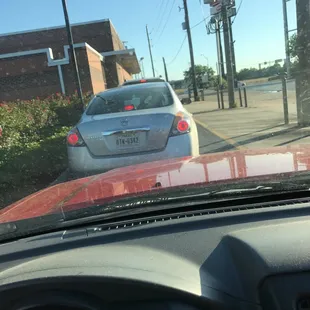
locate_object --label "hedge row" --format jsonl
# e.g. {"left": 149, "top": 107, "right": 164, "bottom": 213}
{"left": 0, "top": 93, "right": 90, "bottom": 207}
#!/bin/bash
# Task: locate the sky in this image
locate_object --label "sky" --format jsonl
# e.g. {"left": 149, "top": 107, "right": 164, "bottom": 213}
{"left": 0, "top": 0, "right": 297, "bottom": 81}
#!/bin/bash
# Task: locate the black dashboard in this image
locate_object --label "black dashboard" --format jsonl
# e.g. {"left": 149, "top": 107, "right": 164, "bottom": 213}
{"left": 1, "top": 199, "right": 310, "bottom": 309}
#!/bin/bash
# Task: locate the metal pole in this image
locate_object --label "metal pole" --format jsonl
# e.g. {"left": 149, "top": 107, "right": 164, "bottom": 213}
{"left": 220, "top": 86, "right": 224, "bottom": 109}
{"left": 140, "top": 57, "right": 145, "bottom": 78}
{"left": 222, "top": 4, "right": 235, "bottom": 108}
{"left": 239, "top": 87, "right": 243, "bottom": 107}
{"left": 183, "top": 0, "right": 199, "bottom": 101}
{"left": 243, "top": 87, "right": 248, "bottom": 108}
{"left": 162, "top": 57, "right": 169, "bottom": 82}
{"left": 216, "top": 86, "right": 221, "bottom": 109}
{"left": 146, "top": 25, "right": 155, "bottom": 77}
{"left": 282, "top": 0, "right": 291, "bottom": 78}
{"left": 282, "top": 76, "right": 289, "bottom": 124}
{"left": 61, "top": 0, "right": 84, "bottom": 109}
{"left": 200, "top": 89, "right": 205, "bottom": 101}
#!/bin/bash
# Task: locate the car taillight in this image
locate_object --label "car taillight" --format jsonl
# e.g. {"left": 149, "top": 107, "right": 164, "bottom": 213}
{"left": 177, "top": 120, "right": 189, "bottom": 132}
{"left": 67, "top": 128, "right": 85, "bottom": 147}
{"left": 124, "top": 104, "right": 135, "bottom": 111}
{"left": 140, "top": 79, "right": 147, "bottom": 83}
{"left": 170, "top": 112, "right": 191, "bottom": 136}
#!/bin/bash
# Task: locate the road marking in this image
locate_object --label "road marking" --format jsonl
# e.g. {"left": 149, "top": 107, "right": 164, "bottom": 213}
{"left": 194, "top": 118, "right": 246, "bottom": 150}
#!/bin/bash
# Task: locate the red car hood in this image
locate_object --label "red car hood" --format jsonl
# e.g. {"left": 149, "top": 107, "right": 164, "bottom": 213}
{"left": 2, "top": 145, "right": 310, "bottom": 223}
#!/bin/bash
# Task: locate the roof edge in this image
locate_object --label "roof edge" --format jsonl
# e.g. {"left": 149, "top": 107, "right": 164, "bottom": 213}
{"left": 0, "top": 18, "right": 111, "bottom": 38}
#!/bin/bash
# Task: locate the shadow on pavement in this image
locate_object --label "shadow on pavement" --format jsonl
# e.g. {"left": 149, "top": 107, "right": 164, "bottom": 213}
{"left": 275, "top": 134, "right": 310, "bottom": 146}
{"left": 192, "top": 109, "right": 220, "bottom": 116}
{"left": 233, "top": 126, "right": 298, "bottom": 148}
{"left": 229, "top": 124, "right": 286, "bottom": 140}
{"left": 199, "top": 125, "right": 300, "bottom": 153}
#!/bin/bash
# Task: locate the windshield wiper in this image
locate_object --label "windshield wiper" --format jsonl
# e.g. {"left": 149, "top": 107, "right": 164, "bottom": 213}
{"left": 60, "top": 180, "right": 310, "bottom": 222}
{"left": 167, "top": 182, "right": 310, "bottom": 201}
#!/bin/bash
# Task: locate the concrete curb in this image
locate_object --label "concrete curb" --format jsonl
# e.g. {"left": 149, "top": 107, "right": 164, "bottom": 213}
{"left": 193, "top": 118, "right": 246, "bottom": 151}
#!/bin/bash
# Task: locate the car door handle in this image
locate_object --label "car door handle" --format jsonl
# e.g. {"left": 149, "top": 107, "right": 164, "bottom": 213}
{"left": 102, "top": 127, "right": 151, "bottom": 136}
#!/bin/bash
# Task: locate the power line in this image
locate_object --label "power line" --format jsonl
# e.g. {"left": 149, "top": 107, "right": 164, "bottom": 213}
{"left": 191, "top": 15, "right": 210, "bottom": 29}
{"left": 166, "top": 34, "right": 187, "bottom": 65}
{"left": 150, "top": 0, "right": 166, "bottom": 34}
{"left": 155, "top": 0, "right": 177, "bottom": 43}
{"left": 152, "top": 0, "right": 170, "bottom": 37}
{"left": 232, "top": 0, "right": 244, "bottom": 24}
{"left": 198, "top": 0, "right": 208, "bottom": 26}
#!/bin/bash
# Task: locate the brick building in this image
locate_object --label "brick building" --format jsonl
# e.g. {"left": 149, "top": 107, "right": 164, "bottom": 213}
{"left": 0, "top": 19, "right": 140, "bottom": 101}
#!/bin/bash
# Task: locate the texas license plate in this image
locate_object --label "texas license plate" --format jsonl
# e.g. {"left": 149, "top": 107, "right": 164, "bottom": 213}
{"left": 116, "top": 134, "right": 140, "bottom": 147}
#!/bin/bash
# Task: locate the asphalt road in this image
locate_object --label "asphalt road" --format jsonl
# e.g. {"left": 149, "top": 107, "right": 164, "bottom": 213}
{"left": 178, "top": 80, "right": 296, "bottom": 101}
{"left": 247, "top": 79, "right": 295, "bottom": 92}
{"left": 196, "top": 123, "right": 235, "bottom": 154}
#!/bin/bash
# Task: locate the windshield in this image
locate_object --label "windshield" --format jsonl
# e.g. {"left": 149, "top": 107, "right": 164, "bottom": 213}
{"left": 0, "top": 0, "right": 308, "bottom": 238}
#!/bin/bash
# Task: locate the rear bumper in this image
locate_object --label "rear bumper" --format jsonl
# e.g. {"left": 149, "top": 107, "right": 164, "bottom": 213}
{"left": 68, "top": 132, "right": 199, "bottom": 175}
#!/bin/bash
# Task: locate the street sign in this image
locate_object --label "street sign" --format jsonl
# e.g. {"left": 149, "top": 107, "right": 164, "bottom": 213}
{"left": 210, "top": 4, "right": 222, "bottom": 15}
{"left": 209, "top": 0, "right": 236, "bottom": 15}
{"left": 202, "top": 75, "right": 209, "bottom": 83}
{"left": 210, "top": 7, "right": 237, "bottom": 21}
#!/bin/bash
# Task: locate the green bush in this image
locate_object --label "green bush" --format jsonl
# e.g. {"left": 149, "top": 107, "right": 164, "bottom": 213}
{"left": 0, "top": 93, "right": 91, "bottom": 207}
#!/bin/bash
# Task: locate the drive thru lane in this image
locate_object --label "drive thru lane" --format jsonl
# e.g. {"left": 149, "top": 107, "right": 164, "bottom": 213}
{"left": 196, "top": 123, "right": 237, "bottom": 154}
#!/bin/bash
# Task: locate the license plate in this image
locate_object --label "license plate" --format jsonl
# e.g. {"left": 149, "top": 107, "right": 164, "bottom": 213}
{"left": 116, "top": 134, "right": 140, "bottom": 147}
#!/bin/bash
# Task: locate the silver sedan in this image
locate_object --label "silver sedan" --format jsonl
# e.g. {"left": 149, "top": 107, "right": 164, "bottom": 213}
{"left": 67, "top": 82, "right": 199, "bottom": 176}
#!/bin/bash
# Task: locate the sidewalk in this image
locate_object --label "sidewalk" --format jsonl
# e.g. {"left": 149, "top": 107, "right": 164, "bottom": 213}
{"left": 186, "top": 90, "right": 310, "bottom": 150}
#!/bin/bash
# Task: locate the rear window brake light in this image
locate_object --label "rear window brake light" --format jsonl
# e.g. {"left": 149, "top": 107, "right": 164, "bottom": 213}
{"left": 124, "top": 104, "right": 135, "bottom": 111}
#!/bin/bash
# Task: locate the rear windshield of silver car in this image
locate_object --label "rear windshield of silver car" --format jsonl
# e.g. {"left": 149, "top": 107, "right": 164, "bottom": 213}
{"left": 86, "top": 84, "right": 174, "bottom": 115}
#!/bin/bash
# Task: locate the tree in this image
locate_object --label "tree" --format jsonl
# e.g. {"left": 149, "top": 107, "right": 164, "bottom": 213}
{"left": 236, "top": 63, "right": 285, "bottom": 81}
{"left": 289, "top": 33, "right": 299, "bottom": 61}
{"left": 183, "top": 65, "right": 215, "bottom": 89}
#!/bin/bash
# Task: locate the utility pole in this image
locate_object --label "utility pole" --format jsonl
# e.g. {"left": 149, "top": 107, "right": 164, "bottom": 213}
{"left": 295, "top": 0, "right": 310, "bottom": 125}
{"left": 146, "top": 25, "right": 155, "bottom": 77}
{"left": 215, "top": 20, "right": 222, "bottom": 84}
{"left": 222, "top": 2, "right": 235, "bottom": 108}
{"left": 282, "top": 0, "right": 291, "bottom": 78}
{"left": 61, "top": 0, "right": 84, "bottom": 110}
{"left": 183, "top": 0, "right": 199, "bottom": 101}
{"left": 215, "top": 19, "right": 225, "bottom": 83}
{"left": 162, "top": 57, "right": 169, "bottom": 82}
{"left": 214, "top": 20, "right": 226, "bottom": 80}
{"left": 229, "top": 17, "right": 237, "bottom": 85}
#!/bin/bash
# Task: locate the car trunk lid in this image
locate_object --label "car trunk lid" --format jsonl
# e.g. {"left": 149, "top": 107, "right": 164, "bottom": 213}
{"left": 78, "top": 111, "right": 175, "bottom": 157}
